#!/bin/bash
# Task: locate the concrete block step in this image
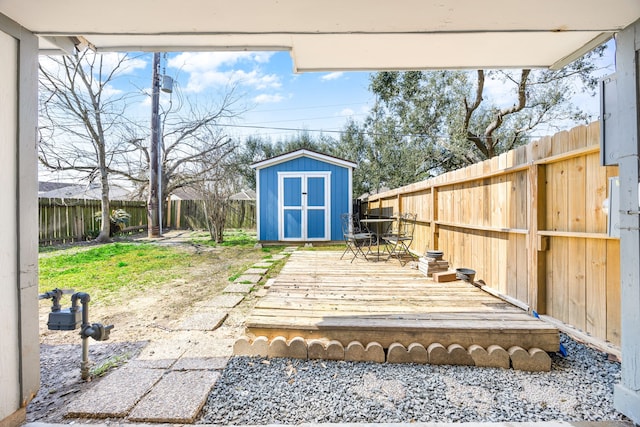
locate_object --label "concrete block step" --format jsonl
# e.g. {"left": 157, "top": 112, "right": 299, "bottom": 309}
{"left": 127, "top": 370, "right": 220, "bottom": 423}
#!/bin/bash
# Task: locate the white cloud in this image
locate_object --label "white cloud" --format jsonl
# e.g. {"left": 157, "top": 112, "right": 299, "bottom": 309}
{"left": 168, "top": 51, "right": 280, "bottom": 93}
{"left": 339, "top": 108, "right": 355, "bottom": 117}
{"left": 321, "top": 72, "right": 344, "bottom": 81}
{"left": 253, "top": 94, "right": 285, "bottom": 104}
{"left": 182, "top": 69, "right": 281, "bottom": 93}
{"left": 101, "top": 85, "right": 124, "bottom": 98}
{"left": 39, "top": 52, "right": 147, "bottom": 80}
{"left": 99, "top": 52, "right": 147, "bottom": 76}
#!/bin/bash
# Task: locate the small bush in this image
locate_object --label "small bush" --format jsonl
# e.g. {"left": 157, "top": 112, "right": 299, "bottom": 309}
{"left": 94, "top": 209, "right": 132, "bottom": 236}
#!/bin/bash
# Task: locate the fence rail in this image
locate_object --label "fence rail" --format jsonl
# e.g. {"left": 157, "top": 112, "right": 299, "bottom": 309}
{"left": 364, "top": 122, "right": 621, "bottom": 347}
{"left": 39, "top": 198, "right": 255, "bottom": 245}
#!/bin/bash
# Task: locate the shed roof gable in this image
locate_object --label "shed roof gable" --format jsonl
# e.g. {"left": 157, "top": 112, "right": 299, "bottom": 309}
{"left": 251, "top": 149, "right": 357, "bottom": 170}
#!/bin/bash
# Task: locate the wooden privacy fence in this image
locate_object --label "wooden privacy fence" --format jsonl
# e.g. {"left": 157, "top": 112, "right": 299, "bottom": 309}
{"left": 40, "top": 198, "right": 256, "bottom": 245}
{"left": 364, "top": 122, "right": 621, "bottom": 347}
{"left": 39, "top": 199, "right": 147, "bottom": 245}
{"left": 165, "top": 199, "right": 256, "bottom": 230}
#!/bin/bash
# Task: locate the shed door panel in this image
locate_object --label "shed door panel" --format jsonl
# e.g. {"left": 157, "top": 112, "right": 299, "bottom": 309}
{"left": 282, "top": 177, "right": 303, "bottom": 239}
{"left": 306, "top": 177, "right": 326, "bottom": 239}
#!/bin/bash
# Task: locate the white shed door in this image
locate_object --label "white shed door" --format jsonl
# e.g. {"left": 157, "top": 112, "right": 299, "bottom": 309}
{"left": 278, "top": 172, "right": 330, "bottom": 241}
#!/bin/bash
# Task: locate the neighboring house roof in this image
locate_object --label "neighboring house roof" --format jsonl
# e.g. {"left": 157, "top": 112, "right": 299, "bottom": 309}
{"left": 170, "top": 186, "right": 205, "bottom": 201}
{"left": 171, "top": 187, "right": 256, "bottom": 201}
{"left": 38, "top": 181, "right": 141, "bottom": 201}
{"left": 38, "top": 181, "right": 75, "bottom": 194}
{"left": 251, "top": 149, "right": 357, "bottom": 170}
{"left": 229, "top": 189, "right": 256, "bottom": 201}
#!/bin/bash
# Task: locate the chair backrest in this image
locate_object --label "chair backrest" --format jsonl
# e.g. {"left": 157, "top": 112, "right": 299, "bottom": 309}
{"left": 399, "top": 212, "right": 417, "bottom": 237}
{"left": 341, "top": 213, "right": 366, "bottom": 235}
{"left": 340, "top": 213, "right": 352, "bottom": 235}
{"left": 385, "top": 212, "right": 401, "bottom": 234}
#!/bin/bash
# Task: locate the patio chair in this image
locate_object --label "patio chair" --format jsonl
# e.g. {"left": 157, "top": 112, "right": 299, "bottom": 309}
{"left": 382, "top": 212, "right": 417, "bottom": 265}
{"left": 340, "top": 213, "right": 374, "bottom": 262}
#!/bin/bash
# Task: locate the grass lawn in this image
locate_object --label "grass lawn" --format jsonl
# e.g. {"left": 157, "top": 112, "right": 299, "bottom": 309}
{"left": 38, "top": 229, "right": 278, "bottom": 305}
{"left": 38, "top": 243, "right": 195, "bottom": 303}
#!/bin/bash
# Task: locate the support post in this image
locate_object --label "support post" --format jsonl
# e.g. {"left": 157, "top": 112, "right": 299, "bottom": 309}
{"left": 613, "top": 19, "right": 640, "bottom": 424}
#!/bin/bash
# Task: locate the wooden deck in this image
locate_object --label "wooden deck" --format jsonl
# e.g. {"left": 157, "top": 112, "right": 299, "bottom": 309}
{"left": 245, "top": 251, "right": 559, "bottom": 352}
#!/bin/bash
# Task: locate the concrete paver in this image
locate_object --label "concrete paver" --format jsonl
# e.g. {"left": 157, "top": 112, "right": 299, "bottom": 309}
{"left": 172, "top": 356, "right": 229, "bottom": 370}
{"left": 180, "top": 336, "right": 236, "bottom": 358}
{"left": 233, "top": 274, "right": 262, "bottom": 284}
{"left": 125, "top": 358, "right": 177, "bottom": 369}
{"left": 136, "top": 337, "right": 191, "bottom": 361}
{"left": 65, "top": 367, "right": 164, "bottom": 418}
{"left": 243, "top": 267, "right": 268, "bottom": 275}
{"left": 127, "top": 370, "right": 220, "bottom": 423}
{"left": 252, "top": 261, "right": 274, "bottom": 268}
{"left": 223, "top": 283, "right": 253, "bottom": 294}
{"left": 177, "top": 311, "right": 228, "bottom": 331}
{"left": 194, "top": 294, "right": 244, "bottom": 308}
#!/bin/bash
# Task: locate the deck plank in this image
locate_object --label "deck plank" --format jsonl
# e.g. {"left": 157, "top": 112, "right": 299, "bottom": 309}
{"left": 245, "top": 251, "right": 559, "bottom": 351}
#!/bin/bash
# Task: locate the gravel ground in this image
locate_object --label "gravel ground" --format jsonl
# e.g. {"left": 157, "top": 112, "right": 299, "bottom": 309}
{"left": 199, "top": 334, "right": 629, "bottom": 424}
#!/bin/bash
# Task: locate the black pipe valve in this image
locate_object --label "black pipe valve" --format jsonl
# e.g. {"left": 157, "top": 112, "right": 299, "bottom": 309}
{"left": 81, "top": 322, "right": 114, "bottom": 341}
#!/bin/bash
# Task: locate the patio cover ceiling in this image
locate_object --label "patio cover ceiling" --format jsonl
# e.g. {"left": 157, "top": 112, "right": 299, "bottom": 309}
{"left": 1, "top": 0, "right": 640, "bottom": 71}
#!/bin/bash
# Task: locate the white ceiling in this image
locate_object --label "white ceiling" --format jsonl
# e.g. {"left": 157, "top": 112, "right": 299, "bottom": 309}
{"left": 2, "top": 0, "right": 639, "bottom": 71}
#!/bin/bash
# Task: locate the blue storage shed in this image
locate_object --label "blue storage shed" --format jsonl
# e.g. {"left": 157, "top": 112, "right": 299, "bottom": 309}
{"left": 251, "top": 149, "right": 357, "bottom": 243}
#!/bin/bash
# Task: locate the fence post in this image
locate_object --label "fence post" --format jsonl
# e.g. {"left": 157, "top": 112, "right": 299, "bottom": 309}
{"left": 527, "top": 163, "right": 547, "bottom": 314}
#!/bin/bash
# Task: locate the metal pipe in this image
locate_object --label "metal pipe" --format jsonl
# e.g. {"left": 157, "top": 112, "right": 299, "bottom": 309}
{"left": 71, "top": 292, "right": 92, "bottom": 380}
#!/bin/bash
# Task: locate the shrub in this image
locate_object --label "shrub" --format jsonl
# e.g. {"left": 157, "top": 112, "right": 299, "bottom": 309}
{"left": 94, "top": 209, "right": 132, "bottom": 236}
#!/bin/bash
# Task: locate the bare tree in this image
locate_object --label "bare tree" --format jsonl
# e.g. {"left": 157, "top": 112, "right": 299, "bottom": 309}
{"left": 197, "top": 150, "right": 241, "bottom": 243}
{"left": 41, "top": 50, "right": 243, "bottom": 238}
{"left": 126, "top": 91, "right": 242, "bottom": 225}
{"left": 39, "top": 51, "right": 145, "bottom": 242}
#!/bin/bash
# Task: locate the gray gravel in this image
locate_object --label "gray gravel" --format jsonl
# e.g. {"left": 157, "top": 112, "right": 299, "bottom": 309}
{"left": 198, "top": 334, "right": 629, "bottom": 424}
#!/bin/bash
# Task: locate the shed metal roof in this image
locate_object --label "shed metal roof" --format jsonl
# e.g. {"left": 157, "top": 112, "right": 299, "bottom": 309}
{"left": 251, "top": 149, "right": 357, "bottom": 170}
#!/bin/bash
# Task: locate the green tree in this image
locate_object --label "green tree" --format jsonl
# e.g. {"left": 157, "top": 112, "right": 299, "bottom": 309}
{"left": 365, "top": 47, "right": 606, "bottom": 177}
{"left": 235, "top": 132, "right": 333, "bottom": 190}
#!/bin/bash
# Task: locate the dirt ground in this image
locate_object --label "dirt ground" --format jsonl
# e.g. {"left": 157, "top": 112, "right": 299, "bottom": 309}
{"left": 27, "top": 231, "right": 268, "bottom": 423}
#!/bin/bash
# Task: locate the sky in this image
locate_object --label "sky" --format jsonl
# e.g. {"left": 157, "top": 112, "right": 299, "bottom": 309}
{"left": 121, "top": 50, "right": 376, "bottom": 142}
{"left": 39, "top": 44, "right": 615, "bottom": 183}
{"left": 121, "top": 46, "right": 613, "bottom": 142}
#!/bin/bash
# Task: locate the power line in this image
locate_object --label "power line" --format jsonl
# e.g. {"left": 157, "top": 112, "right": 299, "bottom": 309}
{"left": 217, "top": 123, "right": 347, "bottom": 135}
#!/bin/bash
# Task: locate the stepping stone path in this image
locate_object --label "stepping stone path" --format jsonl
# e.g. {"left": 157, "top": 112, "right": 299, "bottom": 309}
{"left": 64, "top": 246, "right": 296, "bottom": 423}
{"left": 66, "top": 367, "right": 165, "bottom": 418}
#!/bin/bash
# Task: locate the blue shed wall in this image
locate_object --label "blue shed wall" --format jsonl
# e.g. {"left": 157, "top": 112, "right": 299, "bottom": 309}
{"left": 258, "top": 156, "right": 351, "bottom": 241}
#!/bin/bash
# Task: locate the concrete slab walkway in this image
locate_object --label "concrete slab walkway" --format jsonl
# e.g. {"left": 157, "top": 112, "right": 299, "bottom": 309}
{"left": 56, "top": 247, "right": 294, "bottom": 423}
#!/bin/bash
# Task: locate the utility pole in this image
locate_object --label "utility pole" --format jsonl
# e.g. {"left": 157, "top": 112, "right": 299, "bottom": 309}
{"left": 148, "top": 52, "right": 161, "bottom": 238}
